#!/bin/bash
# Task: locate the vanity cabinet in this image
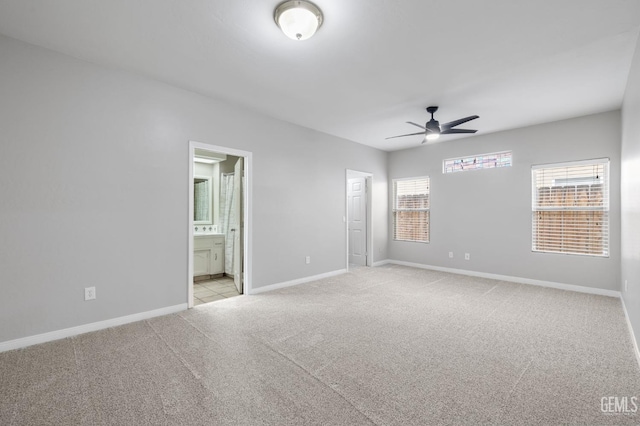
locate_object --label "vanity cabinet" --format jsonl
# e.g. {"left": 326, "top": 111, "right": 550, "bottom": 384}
{"left": 194, "top": 235, "right": 224, "bottom": 278}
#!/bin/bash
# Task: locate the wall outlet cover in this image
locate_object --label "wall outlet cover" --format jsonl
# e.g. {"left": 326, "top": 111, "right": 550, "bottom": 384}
{"left": 84, "top": 287, "right": 96, "bottom": 301}
{"left": 449, "top": 252, "right": 453, "bottom": 258}
{"left": 465, "top": 253, "right": 470, "bottom": 260}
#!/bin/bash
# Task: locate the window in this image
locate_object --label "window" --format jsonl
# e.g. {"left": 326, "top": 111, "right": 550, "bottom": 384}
{"left": 443, "top": 151, "right": 512, "bottom": 174}
{"left": 393, "top": 177, "right": 430, "bottom": 242}
{"left": 531, "top": 159, "right": 609, "bottom": 257}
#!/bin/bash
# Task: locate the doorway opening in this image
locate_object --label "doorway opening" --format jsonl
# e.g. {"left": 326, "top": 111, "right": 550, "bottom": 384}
{"left": 188, "top": 141, "right": 252, "bottom": 308}
{"left": 346, "top": 169, "right": 373, "bottom": 271}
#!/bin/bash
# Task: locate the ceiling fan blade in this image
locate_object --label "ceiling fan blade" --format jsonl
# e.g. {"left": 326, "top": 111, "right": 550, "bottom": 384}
{"left": 441, "top": 115, "right": 479, "bottom": 130}
{"left": 385, "top": 131, "right": 426, "bottom": 140}
{"left": 406, "top": 121, "right": 426, "bottom": 130}
{"left": 441, "top": 128, "right": 478, "bottom": 134}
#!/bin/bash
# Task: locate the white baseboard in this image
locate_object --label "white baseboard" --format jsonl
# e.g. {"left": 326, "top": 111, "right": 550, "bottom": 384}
{"left": 0, "top": 303, "right": 188, "bottom": 353}
{"left": 250, "top": 269, "right": 347, "bottom": 295}
{"left": 2, "top": 263, "right": 627, "bottom": 353}
{"left": 383, "top": 260, "right": 621, "bottom": 298}
{"left": 620, "top": 296, "right": 640, "bottom": 370}
{"left": 381, "top": 260, "right": 640, "bottom": 368}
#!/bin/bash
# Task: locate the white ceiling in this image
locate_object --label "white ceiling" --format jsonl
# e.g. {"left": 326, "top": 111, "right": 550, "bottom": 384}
{"left": 0, "top": 0, "right": 639, "bottom": 151}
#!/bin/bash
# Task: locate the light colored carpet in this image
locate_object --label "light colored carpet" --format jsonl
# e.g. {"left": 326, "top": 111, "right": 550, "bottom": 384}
{"left": 1, "top": 265, "right": 639, "bottom": 425}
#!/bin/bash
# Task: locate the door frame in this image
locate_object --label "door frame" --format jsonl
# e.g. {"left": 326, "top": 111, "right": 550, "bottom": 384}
{"left": 188, "top": 140, "right": 253, "bottom": 308}
{"left": 345, "top": 169, "right": 373, "bottom": 271}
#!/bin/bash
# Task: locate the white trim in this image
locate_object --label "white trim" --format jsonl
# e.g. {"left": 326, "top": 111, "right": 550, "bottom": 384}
{"left": 0, "top": 304, "right": 187, "bottom": 353}
{"left": 373, "top": 259, "right": 391, "bottom": 267}
{"left": 531, "top": 157, "right": 609, "bottom": 170}
{"left": 384, "top": 260, "right": 621, "bottom": 297}
{"left": 249, "top": 269, "right": 347, "bottom": 295}
{"left": 392, "top": 176, "right": 431, "bottom": 244}
{"left": 393, "top": 175, "right": 430, "bottom": 182}
{"left": 188, "top": 141, "right": 253, "bottom": 305}
{"left": 188, "top": 146, "right": 194, "bottom": 308}
{"left": 620, "top": 296, "right": 640, "bottom": 370}
{"left": 531, "top": 160, "right": 611, "bottom": 259}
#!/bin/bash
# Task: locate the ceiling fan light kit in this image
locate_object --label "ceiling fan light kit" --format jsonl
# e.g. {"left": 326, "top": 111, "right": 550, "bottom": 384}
{"left": 386, "top": 106, "right": 479, "bottom": 145}
{"left": 274, "top": 0, "right": 323, "bottom": 41}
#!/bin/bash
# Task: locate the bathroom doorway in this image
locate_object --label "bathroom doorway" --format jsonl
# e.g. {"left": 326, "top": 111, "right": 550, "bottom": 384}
{"left": 188, "top": 141, "right": 252, "bottom": 308}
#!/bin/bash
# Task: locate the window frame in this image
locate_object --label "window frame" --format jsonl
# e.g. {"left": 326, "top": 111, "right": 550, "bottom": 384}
{"left": 531, "top": 158, "right": 610, "bottom": 257}
{"left": 392, "top": 176, "right": 430, "bottom": 243}
{"left": 442, "top": 150, "right": 512, "bottom": 174}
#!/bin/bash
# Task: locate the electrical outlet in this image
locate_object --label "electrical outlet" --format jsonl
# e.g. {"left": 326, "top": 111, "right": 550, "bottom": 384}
{"left": 625, "top": 280, "right": 628, "bottom": 292}
{"left": 449, "top": 252, "right": 453, "bottom": 258}
{"left": 84, "top": 287, "right": 96, "bottom": 301}
{"left": 305, "top": 256, "right": 311, "bottom": 264}
{"left": 465, "top": 253, "right": 470, "bottom": 261}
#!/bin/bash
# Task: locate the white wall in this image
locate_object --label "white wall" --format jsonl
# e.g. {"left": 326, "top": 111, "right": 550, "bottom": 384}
{"left": 621, "top": 33, "right": 640, "bottom": 343}
{"left": 194, "top": 162, "right": 214, "bottom": 175}
{"left": 0, "top": 35, "right": 388, "bottom": 343}
{"left": 388, "top": 110, "right": 621, "bottom": 290}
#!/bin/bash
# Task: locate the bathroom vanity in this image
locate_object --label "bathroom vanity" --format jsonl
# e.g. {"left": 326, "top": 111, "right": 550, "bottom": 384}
{"left": 194, "top": 234, "right": 224, "bottom": 278}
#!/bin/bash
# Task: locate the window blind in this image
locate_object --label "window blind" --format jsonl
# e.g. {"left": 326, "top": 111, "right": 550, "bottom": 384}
{"left": 531, "top": 159, "right": 609, "bottom": 257}
{"left": 393, "top": 177, "right": 430, "bottom": 243}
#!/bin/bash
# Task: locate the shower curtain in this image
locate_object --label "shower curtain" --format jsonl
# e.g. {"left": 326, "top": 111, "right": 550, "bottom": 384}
{"left": 220, "top": 173, "right": 236, "bottom": 276}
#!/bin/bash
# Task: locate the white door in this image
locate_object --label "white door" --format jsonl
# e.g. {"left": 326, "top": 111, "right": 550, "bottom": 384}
{"left": 348, "top": 177, "right": 367, "bottom": 266}
{"left": 232, "top": 158, "right": 244, "bottom": 293}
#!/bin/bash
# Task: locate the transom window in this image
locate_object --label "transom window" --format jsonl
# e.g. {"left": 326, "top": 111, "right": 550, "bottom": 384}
{"left": 531, "top": 159, "right": 609, "bottom": 257}
{"left": 393, "top": 177, "right": 430, "bottom": 243}
{"left": 443, "top": 151, "right": 512, "bottom": 174}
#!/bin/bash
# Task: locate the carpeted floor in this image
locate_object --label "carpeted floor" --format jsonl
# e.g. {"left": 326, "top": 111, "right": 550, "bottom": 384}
{"left": 1, "top": 265, "right": 639, "bottom": 425}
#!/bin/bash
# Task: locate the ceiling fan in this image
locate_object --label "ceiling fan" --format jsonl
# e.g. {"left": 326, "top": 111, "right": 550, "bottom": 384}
{"left": 386, "top": 106, "right": 479, "bottom": 144}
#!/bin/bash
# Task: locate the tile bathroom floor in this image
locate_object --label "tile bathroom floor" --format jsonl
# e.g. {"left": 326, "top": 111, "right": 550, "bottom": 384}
{"left": 193, "top": 276, "right": 240, "bottom": 306}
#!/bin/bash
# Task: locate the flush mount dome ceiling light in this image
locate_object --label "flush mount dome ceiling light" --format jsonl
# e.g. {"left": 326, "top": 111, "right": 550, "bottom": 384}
{"left": 274, "top": 0, "right": 323, "bottom": 41}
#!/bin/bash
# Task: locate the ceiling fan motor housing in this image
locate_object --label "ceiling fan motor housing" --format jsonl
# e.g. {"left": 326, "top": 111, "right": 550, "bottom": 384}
{"left": 426, "top": 106, "right": 440, "bottom": 132}
{"left": 426, "top": 119, "right": 440, "bottom": 133}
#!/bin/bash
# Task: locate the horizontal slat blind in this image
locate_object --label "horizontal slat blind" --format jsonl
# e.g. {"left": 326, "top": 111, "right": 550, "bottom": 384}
{"left": 393, "top": 177, "right": 429, "bottom": 242}
{"left": 531, "top": 159, "right": 609, "bottom": 256}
